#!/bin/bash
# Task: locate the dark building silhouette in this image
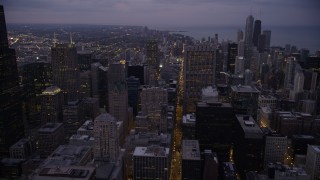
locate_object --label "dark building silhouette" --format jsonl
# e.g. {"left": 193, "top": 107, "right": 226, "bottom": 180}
{"left": 51, "top": 43, "right": 79, "bottom": 102}
{"left": 128, "top": 65, "right": 145, "bottom": 85}
{"left": 230, "top": 85, "right": 260, "bottom": 119}
{"left": 146, "top": 40, "right": 160, "bottom": 70}
{"left": 108, "top": 63, "right": 129, "bottom": 137}
{"left": 91, "top": 62, "right": 108, "bottom": 110}
{"left": 0, "top": 5, "right": 25, "bottom": 158}
{"left": 306, "top": 56, "right": 320, "bottom": 69}
{"left": 202, "top": 150, "right": 219, "bottom": 180}
{"left": 127, "top": 76, "right": 140, "bottom": 116}
{"left": 40, "top": 86, "right": 63, "bottom": 124}
{"left": 252, "top": 20, "right": 261, "bottom": 47}
{"left": 19, "top": 61, "right": 53, "bottom": 139}
{"left": 37, "top": 123, "right": 64, "bottom": 158}
{"left": 291, "top": 135, "right": 315, "bottom": 155}
{"left": 196, "top": 101, "right": 235, "bottom": 162}
{"left": 181, "top": 140, "right": 202, "bottom": 180}
{"left": 233, "top": 115, "right": 264, "bottom": 179}
{"left": 215, "top": 48, "right": 225, "bottom": 83}
{"left": 262, "top": 30, "right": 271, "bottom": 51}
{"left": 227, "top": 43, "right": 238, "bottom": 74}
{"left": 77, "top": 50, "right": 93, "bottom": 71}
{"left": 258, "top": 34, "right": 266, "bottom": 52}
{"left": 184, "top": 45, "right": 216, "bottom": 113}
{"left": 145, "top": 40, "right": 160, "bottom": 86}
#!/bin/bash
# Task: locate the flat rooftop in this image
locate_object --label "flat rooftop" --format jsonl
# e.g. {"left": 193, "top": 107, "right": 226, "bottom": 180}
{"left": 182, "top": 140, "right": 201, "bottom": 160}
{"left": 10, "top": 138, "right": 30, "bottom": 149}
{"left": 231, "top": 85, "right": 260, "bottom": 93}
{"left": 259, "top": 95, "right": 277, "bottom": 100}
{"left": 38, "top": 123, "right": 63, "bottom": 133}
{"left": 182, "top": 113, "right": 196, "bottom": 124}
{"left": 34, "top": 166, "right": 95, "bottom": 180}
{"left": 197, "top": 101, "right": 232, "bottom": 108}
{"left": 95, "top": 113, "right": 116, "bottom": 122}
{"left": 133, "top": 146, "right": 169, "bottom": 157}
{"left": 236, "top": 115, "right": 263, "bottom": 139}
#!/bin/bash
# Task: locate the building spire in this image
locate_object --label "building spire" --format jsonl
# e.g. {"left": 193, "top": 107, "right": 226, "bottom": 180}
{"left": 53, "top": 32, "right": 57, "bottom": 47}
{"left": 69, "top": 32, "right": 73, "bottom": 45}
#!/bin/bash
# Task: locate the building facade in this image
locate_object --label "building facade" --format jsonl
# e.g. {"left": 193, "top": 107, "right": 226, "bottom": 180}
{"left": 51, "top": 43, "right": 79, "bottom": 102}
{"left": 93, "top": 113, "right": 119, "bottom": 162}
{"left": 184, "top": 45, "right": 216, "bottom": 113}
{"left": 0, "top": 5, "right": 24, "bottom": 158}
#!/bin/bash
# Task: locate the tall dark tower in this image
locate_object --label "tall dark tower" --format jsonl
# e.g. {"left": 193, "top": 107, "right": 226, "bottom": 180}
{"left": 244, "top": 15, "right": 254, "bottom": 47}
{"left": 244, "top": 15, "right": 254, "bottom": 69}
{"left": 145, "top": 40, "right": 159, "bottom": 86}
{"left": 252, "top": 20, "right": 261, "bottom": 47}
{"left": 51, "top": 41, "right": 79, "bottom": 102}
{"left": 0, "top": 5, "right": 25, "bottom": 158}
{"left": 227, "top": 43, "right": 238, "bottom": 74}
{"left": 146, "top": 40, "right": 159, "bottom": 69}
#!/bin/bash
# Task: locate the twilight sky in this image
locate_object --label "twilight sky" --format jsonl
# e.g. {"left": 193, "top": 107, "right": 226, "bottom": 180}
{"left": 1, "top": 0, "right": 320, "bottom": 27}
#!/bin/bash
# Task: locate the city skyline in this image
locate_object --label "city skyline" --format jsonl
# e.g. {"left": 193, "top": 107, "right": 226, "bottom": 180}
{"left": 1, "top": 2, "right": 320, "bottom": 179}
{"left": 2, "top": 0, "right": 320, "bottom": 27}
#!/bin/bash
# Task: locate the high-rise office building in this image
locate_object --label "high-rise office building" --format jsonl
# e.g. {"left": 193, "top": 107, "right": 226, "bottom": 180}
{"left": 244, "top": 15, "right": 254, "bottom": 47}
{"left": 305, "top": 145, "right": 320, "bottom": 180}
{"left": 127, "top": 65, "right": 145, "bottom": 85}
{"left": 51, "top": 43, "right": 79, "bottom": 102}
{"left": 202, "top": 150, "right": 219, "bottom": 180}
{"left": 238, "top": 40, "right": 245, "bottom": 57}
{"left": 0, "top": 5, "right": 25, "bottom": 158}
{"left": 91, "top": 62, "right": 108, "bottom": 110}
{"left": 258, "top": 34, "right": 266, "bottom": 52}
{"left": 262, "top": 30, "right": 271, "bottom": 51}
{"left": 37, "top": 123, "right": 65, "bottom": 158}
{"left": 63, "top": 100, "right": 85, "bottom": 138}
{"left": 82, "top": 97, "right": 100, "bottom": 120}
{"left": 108, "top": 63, "right": 129, "bottom": 135}
{"left": 237, "top": 29, "right": 244, "bottom": 42}
{"left": 252, "top": 20, "right": 261, "bottom": 47}
{"left": 196, "top": 101, "right": 235, "bottom": 162}
{"left": 235, "top": 56, "right": 245, "bottom": 75}
{"left": 133, "top": 146, "right": 170, "bottom": 180}
{"left": 182, "top": 140, "right": 202, "bottom": 180}
{"left": 264, "top": 134, "right": 287, "bottom": 168}
{"left": 244, "top": 15, "right": 254, "bottom": 68}
{"left": 140, "top": 86, "right": 168, "bottom": 132}
{"left": 184, "top": 45, "right": 215, "bottom": 113}
{"left": 234, "top": 115, "right": 264, "bottom": 178}
{"left": 40, "top": 86, "right": 63, "bottom": 124}
{"left": 127, "top": 76, "right": 140, "bottom": 116}
{"left": 93, "top": 113, "right": 119, "bottom": 162}
{"left": 227, "top": 43, "right": 238, "bottom": 74}
{"left": 77, "top": 50, "right": 92, "bottom": 71}
{"left": 231, "top": 85, "right": 260, "bottom": 119}
{"left": 146, "top": 40, "right": 160, "bottom": 86}
{"left": 146, "top": 40, "right": 160, "bottom": 71}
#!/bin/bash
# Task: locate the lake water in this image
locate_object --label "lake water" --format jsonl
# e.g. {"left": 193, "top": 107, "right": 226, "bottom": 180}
{"left": 153, "top": 25, "right": 320, "bottom": 54}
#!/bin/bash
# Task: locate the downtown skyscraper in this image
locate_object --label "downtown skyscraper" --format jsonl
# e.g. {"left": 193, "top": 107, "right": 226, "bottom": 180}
{"left": 244, "top": 15, "right": 254, "bottom": 69}
{"left": 51, "top": 41, "right": 80, "bottom": 102}
{"left": 184, "top": 45, "right": 215, "bottom": 113}
{"left": 108, "top": 62, "right": 129, "bottom": 138}
{"left": 0, "top": 5, "right": 25, "bottom": 158}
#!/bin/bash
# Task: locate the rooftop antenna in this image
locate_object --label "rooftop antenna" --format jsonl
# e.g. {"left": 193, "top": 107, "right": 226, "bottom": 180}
{"left": 260, "top": 8, "right": 262, "bottom": 19}
{"left": 69, "top": 32, "right": 73, "bottom": 44}
{"left": 53, "top": 32, "right": 57, "bottom": 47}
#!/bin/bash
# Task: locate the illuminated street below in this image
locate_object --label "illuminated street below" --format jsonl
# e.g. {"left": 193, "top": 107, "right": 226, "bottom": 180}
{"left": 170, "top": 58, "right": 183, "bottom": 180}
